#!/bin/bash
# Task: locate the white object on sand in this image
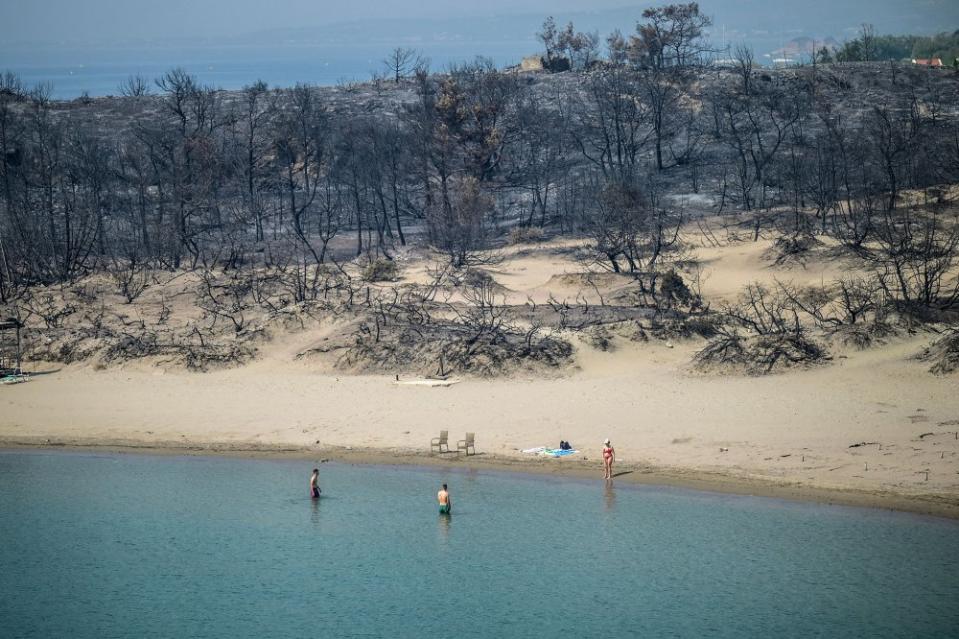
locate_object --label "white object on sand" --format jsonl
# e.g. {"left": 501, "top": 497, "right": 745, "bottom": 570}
{"left": 393, "top": 378, "right": 461, "bottom": 387}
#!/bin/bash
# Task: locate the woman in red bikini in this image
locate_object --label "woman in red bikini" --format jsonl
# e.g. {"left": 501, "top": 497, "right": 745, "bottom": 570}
{"left": 602, "top": 438, "right": 615, "bottom": 479}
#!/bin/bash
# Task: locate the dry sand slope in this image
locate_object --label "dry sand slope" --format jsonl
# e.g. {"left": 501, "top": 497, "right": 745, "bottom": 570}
{"left": 2, "top": 235, "right": 957, "bottom": 515}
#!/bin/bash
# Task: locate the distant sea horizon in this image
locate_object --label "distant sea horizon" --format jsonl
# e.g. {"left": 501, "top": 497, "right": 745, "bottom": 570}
{"left": 0, "top": 41, "right": 536, "bottom": 99}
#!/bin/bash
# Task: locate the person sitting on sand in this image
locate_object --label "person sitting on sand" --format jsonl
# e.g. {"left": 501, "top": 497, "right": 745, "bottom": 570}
{"left": 602, "top": 439, "right": 615, "bottom": 479}
{"left": 310, "top": 468, "right": 321, "bottom": 499}
{"left": 437, "top": 483, "right": 452, "bottom": 514}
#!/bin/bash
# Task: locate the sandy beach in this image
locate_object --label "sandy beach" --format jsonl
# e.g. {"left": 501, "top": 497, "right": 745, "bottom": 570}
{"left": 2, "top": 330, "right": 957, "bottom": 517}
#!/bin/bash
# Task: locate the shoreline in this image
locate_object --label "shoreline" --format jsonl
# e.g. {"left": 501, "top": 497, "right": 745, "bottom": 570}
{"left": 4, "top": 437, "right": 958, "bottom": 520}
{"left": 3, "top": 229, "right": 958, "bottom": 526}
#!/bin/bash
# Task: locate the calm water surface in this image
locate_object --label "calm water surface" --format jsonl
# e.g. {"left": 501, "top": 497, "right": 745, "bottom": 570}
{"left": 1, "top": 450, "right": 957, "bottom": 638}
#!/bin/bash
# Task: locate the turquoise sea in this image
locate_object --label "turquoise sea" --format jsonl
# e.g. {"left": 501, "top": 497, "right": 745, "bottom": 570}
{"left": 1, "top": 450, "right": 958, "bottom": 638}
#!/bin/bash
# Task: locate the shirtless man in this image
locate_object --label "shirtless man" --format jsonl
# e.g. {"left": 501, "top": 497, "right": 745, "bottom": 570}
{"left": 310, "top": 468, "right": 321, "bottom": 499}
{"left": 437, "top": 483, "right": 452, "bottom": 514}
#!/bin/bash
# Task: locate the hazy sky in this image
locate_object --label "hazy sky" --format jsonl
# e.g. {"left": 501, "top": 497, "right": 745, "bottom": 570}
{"left": 1, "top": 0, "right": 635, "bottom": 43}
{"left": 4, "top": 0, "right": 956, "bottom": 48}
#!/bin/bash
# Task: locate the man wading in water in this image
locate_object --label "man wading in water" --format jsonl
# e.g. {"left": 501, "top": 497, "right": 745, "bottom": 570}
{"left": 310, "top": 469, "right": 321, "bottom": 499}
{"left": 437, "top": 483, "right": 452, "bottom": 514}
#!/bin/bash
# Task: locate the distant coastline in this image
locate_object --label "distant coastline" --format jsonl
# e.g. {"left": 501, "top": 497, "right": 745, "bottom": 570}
{"left": 0, "top": 41, "right": 529, "bottom": 100}
{"left": 6, "top": 0, "right": 957, "bottom": 100}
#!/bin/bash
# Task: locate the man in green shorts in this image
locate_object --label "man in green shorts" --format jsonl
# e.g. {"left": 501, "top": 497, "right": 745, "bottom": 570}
{"left": 437, "top": 483, "right": 452, "bottom": 514}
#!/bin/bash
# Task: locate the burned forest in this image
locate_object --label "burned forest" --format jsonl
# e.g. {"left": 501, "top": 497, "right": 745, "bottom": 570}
{"left": 2, "top": 7, "right": 959, "bottom": 378}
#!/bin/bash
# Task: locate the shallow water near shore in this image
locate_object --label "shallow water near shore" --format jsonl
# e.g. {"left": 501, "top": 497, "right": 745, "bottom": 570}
{"left": 1, "top": 450, "right": 958, "bottom": 638}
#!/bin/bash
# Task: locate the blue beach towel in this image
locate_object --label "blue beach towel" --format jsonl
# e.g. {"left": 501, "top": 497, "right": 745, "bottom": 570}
{"left": 543, "top": 448, "right": 578, "bottom": 457}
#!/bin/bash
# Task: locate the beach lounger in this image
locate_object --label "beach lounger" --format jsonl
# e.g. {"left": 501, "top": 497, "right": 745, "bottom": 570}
{"left": 456, "top": 432, "right": 475, "bottom": 456}
{"left": 431, "top": 430, "right": 449, "bottom": 453}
